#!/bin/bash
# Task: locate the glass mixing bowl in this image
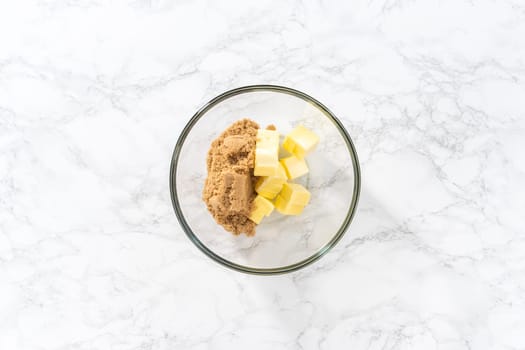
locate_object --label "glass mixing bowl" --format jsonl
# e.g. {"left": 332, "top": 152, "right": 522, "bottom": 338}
{"left": 170, "top": 85, "right": 360, "bottom": 274}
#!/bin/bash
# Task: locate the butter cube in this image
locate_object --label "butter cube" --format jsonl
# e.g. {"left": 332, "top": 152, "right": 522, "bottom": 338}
{"left": 279, "top": 183, "right": 311, "bottom": 205}
{"left": 282, "top": 125, "right": 319, "bottom": 159}
{"left": 274, "top": 183, "right": 311, "bottom": 215}
{"left": 274, "top": 195, "right": 306, "bottom": 215}
{"left": 275, "top": 161, "right": 287, "bottom": 178}
{"left": 249, "top": 195, "right": 274, "bottom": 224}
{"left": 255, "top": 164, "right": 287, "bottom": 199}
{"left": 254, "top": 129, "right": 279, "bottom": 176}
{"left": 280, "top": 156, "right": 309, "bottom": 180}
{"left": 257, "top": 128, "right": 280, "bottom": 145}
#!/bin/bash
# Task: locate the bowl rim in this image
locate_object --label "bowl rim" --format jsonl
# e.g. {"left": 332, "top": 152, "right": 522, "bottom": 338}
{"left": 170, "top": 84, "right": 361, "bottom": 275}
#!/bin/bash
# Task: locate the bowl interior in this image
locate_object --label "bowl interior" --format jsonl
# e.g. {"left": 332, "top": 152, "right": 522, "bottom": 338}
{"left": 172, "top": 86, "right": 359, "bottom": 273}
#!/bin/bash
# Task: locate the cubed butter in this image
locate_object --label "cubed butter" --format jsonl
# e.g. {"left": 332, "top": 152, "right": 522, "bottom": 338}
{"left": 280, "top": 155, "right": 309, "bottom": 179}
{"left": 255, "top": 163, "right": 287, "bottom": 199}
{"left": 249, "top": 195, "right": 274, "bottom": 224}
{"left": 282, "top": 125, "right": 319, "bottom": 158}
{"left": 274, "top": 183, "right": 311, "bottom": 215}
{"left": 254, "top": 129, "right": 279, "bottom": 176}
{"left": 274, "top": 195, "right": 306, "bottom": 215}
{"left": 279, "top": 183, "right": 311, "bottom": 205}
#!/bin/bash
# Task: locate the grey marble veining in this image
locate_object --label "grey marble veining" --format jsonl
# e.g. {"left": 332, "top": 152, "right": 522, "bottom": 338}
{"left": 1, "top": 1, "right": 525, "bottom": 349}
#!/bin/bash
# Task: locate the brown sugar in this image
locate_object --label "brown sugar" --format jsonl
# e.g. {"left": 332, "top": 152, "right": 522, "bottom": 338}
{"left": 202, "top": 119, "right": 259, "bottom": 236}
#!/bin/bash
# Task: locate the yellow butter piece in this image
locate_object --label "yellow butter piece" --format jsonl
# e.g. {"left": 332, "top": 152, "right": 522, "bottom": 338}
{"left": 249, "top": 195, "right": 274, "bottom": 224}
{"left": 255, "top": 164, "right": 287, "bottom": 199}
{"left": 274, "top": 195, "right": 306, "bottom": 215}
{"left": 255, "top": 177, "right": 286, "bottom": 199}
{"left": 254, "top": 129, "right": 279, "bottom": 176}
{"left": 280, "top": 155, "right": 309, "bottom": 179}
{"left": 257, "top": 129, "right": 280, "bottom": 146}
{"left": 282, "top": 125, "right": 319, "bottom": 159}
{"left": 279, "top": 183, "right": 311, "bottom": 205}
{"left": 274, "top": 183, "right": 311, "bottom": 215}
{"left": 275, "top": 161, "right": 287, "bottom": 178}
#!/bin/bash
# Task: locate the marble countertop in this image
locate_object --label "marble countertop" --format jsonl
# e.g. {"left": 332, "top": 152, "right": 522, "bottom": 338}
{"left": 1, "top": 1, "right": 524, "bottom": 349}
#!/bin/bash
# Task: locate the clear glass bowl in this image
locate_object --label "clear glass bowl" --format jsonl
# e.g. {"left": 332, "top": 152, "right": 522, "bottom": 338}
{"left": 170, "top": 85, "right": 361, "bottom": 274}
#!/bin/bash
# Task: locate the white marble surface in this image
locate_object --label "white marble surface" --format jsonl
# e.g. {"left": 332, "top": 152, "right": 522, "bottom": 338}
{"left": 1, "top": 0, "right": 525, "bottom": 349}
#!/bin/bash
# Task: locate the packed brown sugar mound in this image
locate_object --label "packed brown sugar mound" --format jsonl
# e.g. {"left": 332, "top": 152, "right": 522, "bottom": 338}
{"left": 202, "top": 119, "right": 259, "bottom": 236}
